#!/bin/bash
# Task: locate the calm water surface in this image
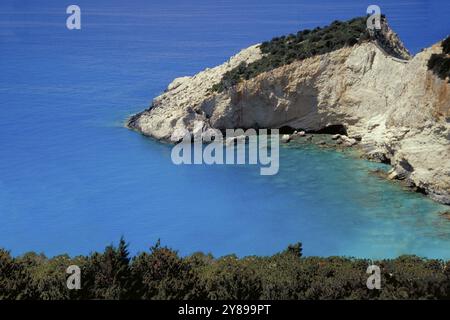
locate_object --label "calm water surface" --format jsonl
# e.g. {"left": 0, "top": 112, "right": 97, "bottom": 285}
{"left": 0, "top": 0, "right": 449, "bottom": 258}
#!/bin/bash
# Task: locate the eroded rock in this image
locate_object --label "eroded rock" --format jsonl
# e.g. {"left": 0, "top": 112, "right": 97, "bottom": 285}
{"left": 127, "top": 26, "right": 450, "bottom": 204}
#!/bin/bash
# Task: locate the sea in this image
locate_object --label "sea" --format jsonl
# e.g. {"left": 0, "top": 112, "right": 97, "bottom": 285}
{"left": 1, "top": 0, "right": 449, "bottom": 259}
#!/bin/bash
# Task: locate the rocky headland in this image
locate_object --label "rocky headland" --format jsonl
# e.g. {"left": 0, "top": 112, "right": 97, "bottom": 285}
{"left": 127, "top": 17, "right": 450, "bottom": 204}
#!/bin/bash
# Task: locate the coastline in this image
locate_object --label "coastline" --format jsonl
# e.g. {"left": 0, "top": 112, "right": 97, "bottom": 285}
{"left": 126, "top": 19, "right": 450, "bottom": 205}
{"left": 126, "top": 108, "right": 450, "bottom": 206}
{"left": 278, "top": 131, "right": 450, "bottom": 206}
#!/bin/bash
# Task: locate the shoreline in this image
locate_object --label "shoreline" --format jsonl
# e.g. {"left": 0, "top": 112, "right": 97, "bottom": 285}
{"left": 126, "top": 118, "right": 450, "bottom": 207}
{"left": 283, "top": 131, "right": 450, "bottom": 207}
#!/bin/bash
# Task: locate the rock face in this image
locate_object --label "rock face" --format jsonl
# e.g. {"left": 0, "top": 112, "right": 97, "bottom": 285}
{"left": 127, "top": 44, "right": 262, "bottom": 142}
{"left": 127, "top": 24, "right": 450, "bottom": 204}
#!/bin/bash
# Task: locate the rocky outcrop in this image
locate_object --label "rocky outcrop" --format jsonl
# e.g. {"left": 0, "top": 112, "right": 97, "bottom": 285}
{"left": 127, "top": 44, "right": 262, "bottom": 142}
{"left": 127, "top": 23, "right": 450, "bottom": 204}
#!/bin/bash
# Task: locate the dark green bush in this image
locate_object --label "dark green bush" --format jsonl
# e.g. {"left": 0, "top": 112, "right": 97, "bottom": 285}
{"left": 15, "top": 253, "right": 75, "bottom": 300}
{"left": 0, "top": 249, "right": 32, "bottom": 299}
{"left": 201, "top": 255, "right": 263, "bottom": 300}
{"left": 428, "top": 54, "right": 450, "bottom": 82}
{"left": 81, "top": 237, "right": 134, "bottom": 299}
{"left": 427, "top": 36, "right": 450, "bottom": 82}
{"left": 442, "top": 35, "right": 450, "bottom": 54}
{"left": 131, "top": 240, "right": 203, "bottom": 299}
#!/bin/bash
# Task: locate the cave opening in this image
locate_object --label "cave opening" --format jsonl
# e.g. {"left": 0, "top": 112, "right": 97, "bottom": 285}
{"left": 279, "top": 126, "right": 297, "bottom": 134}
{"left": 309, "top": 124, "right": 347, "bottom": 135}
{"left": 278, "top": 124, "right": 348, "bottom": 135}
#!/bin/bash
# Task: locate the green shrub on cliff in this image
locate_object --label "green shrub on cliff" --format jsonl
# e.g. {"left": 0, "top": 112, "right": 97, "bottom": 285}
{"left": 427, "top": 54, "right": 450, "bottom": 81}
{"left": 211, "top": 17, "right": 370, "bottom": 92}
{"left": 427, "top": 36, "right": 450, "bottom": 82}
{"left": 442, "top": 35, "right": 450, "bottom": 54}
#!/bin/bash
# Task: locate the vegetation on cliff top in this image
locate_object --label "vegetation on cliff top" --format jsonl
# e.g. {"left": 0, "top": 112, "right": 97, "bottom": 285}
{"left": 428, "top": 35, "right": 450, "bottom": 82}
{"left": 2, "top": 238, "right": 450, "bottom": 300}
{"left": 211, "top": 16, "right": 371, "bottom": 92}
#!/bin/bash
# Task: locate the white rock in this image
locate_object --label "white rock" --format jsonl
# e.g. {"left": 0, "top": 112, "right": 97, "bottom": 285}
{"left": 388, "top": 170, "right": 399, "bottom": 180}
{"left": 341, "top": 136, "right": 357, "bottom": 147}
{"left": 281, "top": 134, "right": 291, "bottom": 143}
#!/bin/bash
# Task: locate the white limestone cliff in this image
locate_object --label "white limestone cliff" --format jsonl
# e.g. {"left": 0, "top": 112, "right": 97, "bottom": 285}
{"left": 127, "top": 28, "right": 450, "bottom": 204}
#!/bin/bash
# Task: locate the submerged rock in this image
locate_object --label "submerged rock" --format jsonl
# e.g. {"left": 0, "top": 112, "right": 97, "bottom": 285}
{"left": 365, "top": 151, "right": 391, "bottom": 164}
{"left": 440, "top": 211, "right": 450, "bottom": 220}
{"left": 370, "top": 169, "right": 389, "bottom": 179}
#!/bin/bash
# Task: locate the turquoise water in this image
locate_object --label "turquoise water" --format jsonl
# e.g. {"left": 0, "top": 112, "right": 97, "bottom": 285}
{"left": 0, "top": 0, "right": 449, "bottom": 259}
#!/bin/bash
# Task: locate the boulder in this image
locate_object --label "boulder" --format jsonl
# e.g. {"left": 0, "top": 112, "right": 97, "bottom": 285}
{"left": 281, "top": 134, "right": 291, "bottom": 143}
{"left": 338, "top": 135, "right": 358, "bottom": 147}
{"left": 331, "top": 134, "right": 341, "bottom": 140}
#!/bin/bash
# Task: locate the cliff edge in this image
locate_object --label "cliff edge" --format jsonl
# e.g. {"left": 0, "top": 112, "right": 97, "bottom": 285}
{"left": 127, "top": 18, "right": 450, "bottom": 204}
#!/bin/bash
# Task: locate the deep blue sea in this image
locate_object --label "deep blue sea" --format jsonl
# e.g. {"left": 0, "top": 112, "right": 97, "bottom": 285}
{"left": 1, "top": 0, "right": 449, "bottom": 259}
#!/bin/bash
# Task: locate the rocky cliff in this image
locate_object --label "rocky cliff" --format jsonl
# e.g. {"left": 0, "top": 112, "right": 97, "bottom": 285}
{"left": 127, "top": 20, "right": 450, "bottom": 204}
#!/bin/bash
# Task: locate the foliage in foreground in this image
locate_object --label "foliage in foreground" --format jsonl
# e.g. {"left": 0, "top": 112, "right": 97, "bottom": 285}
{"left": 1, "top": 239, "right": 450, "bottom": 300}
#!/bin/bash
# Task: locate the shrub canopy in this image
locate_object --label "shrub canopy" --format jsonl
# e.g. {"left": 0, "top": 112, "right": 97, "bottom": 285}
{"left": 211, "top": 17, "right": 371, "bottom": 92}
{"left": 1, "top": 239, "right": 450, "bottom": 300}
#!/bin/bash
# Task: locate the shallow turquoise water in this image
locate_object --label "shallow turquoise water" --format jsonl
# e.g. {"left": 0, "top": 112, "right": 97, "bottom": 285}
{"left": 0, "top": 0, "right": 449, "bottom": 259}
